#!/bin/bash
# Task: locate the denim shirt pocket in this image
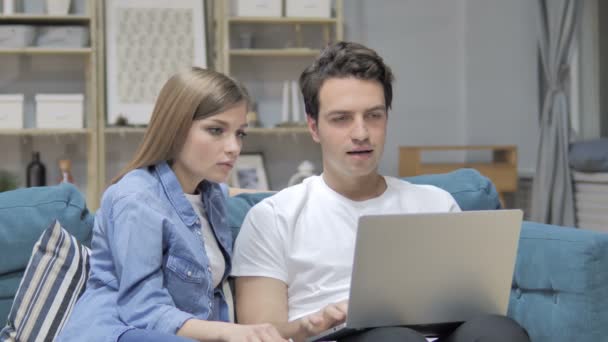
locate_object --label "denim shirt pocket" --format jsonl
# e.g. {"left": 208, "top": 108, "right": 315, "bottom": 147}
{"left": 166, "top": 254, "right": 205, "bottom": 283}
{"left": 165, "top": 254, "right": 209, "bottom": 315}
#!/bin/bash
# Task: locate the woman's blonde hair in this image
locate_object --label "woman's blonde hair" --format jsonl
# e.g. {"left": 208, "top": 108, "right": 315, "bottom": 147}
{"left": 111, "top": 67, "right": 249, "bottom": 184}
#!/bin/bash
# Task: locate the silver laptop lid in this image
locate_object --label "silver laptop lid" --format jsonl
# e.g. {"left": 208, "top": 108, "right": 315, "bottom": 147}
{"left": 346, "top": 210, "right": 523, "bottom": 329}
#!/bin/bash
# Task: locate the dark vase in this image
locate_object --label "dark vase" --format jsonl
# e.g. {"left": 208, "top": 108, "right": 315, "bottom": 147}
{"left": 26, "top": 152, "right": 46, "bottom": 187}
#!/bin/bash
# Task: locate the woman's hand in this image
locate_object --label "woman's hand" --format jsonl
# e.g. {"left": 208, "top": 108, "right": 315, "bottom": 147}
{"left": 179, "top": 319, "right": 287, "bottom": 342}
{"left": 219, "top": 323, "right": 288, "bottom": 342}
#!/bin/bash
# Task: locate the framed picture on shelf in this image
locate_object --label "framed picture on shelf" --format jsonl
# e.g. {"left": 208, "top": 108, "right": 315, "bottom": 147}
{"left": 230, "top": 153, "right": 269, "bottom": 191}
{"left": 105, "top": 0, "right": 207, "bottom": 126}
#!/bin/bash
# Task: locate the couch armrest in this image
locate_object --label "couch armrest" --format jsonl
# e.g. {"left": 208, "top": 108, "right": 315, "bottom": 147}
{"left": 0, "top": 183, "right": 94, "bottom": 275}
{"left": 508, "top": 221, "right": 608, "bottom": 342}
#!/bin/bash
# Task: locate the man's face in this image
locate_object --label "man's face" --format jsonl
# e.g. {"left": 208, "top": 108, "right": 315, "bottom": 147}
{"left": 307, "top": 77, "right": 387, "bottom": 180}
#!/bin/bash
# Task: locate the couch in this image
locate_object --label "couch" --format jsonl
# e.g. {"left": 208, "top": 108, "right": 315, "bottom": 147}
{"left": 1, "top": 169, "right": 607, "bottom": 342}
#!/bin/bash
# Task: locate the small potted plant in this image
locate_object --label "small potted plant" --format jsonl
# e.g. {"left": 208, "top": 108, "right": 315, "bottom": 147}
{"left": 0, "top": 170, "right": 18, "bottom": 192}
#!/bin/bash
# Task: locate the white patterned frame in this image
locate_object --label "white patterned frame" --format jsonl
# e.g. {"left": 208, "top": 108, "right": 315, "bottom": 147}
{"left": 105, "top": 0, "right": 207, "bottom": 125}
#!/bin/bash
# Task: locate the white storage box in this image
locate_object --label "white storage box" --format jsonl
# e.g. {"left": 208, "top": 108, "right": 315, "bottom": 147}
{"left": 35, "top": 94, "right": 84, "bottom": 129}
{"left": 286, "top": 0, "right": 331, "bottom": 18}
{"left": 36, "top": 26, "right": 89, "bottom": 47}
{"left": 23, "top": 0, "right": 45, "bottom": 14}
{"left": 236, "top": 0, "right": 282, "bottom": 17}
{"left": 0, "top": 94, "right": 24, "bottom": 129}
{"left": 0, "top": 25, "right": 36, "bottom": 48}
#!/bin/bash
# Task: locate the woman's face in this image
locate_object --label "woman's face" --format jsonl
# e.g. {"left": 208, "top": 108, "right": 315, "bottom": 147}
{"left": 172, "top": 101, "right": 248, "bottom": 193}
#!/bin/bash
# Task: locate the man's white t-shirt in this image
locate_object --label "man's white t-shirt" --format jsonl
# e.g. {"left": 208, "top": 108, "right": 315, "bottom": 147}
{"left": 231, "top": 175, "right": 461, "bottom": 321}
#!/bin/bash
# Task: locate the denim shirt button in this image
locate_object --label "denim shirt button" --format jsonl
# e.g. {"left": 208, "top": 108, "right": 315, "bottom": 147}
{"left": 195, "top": 219, "right": 200, "bottom": 225}
{"left": 187, "top": 271, "right": 192, "bottom": 277}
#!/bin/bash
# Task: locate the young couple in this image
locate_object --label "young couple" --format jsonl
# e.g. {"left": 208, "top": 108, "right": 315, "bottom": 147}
{"left": 58, "top": 42, "right": 530, "bottom": 342}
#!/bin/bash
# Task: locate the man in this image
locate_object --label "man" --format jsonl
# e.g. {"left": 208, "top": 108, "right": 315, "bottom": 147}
{"left": 231, "top": 41, "right": 529, "bottom": 342}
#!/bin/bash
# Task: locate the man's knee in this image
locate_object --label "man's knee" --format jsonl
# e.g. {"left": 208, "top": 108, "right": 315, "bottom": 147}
{"left": 446, "top": 314, "right": 530, "bottom": 342}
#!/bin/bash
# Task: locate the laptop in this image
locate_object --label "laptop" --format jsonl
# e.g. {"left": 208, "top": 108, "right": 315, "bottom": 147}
{"left": 307, "top": 209, "right": 523, "bottom": 342}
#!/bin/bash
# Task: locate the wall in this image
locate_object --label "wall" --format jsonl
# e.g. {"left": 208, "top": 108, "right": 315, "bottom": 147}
{"left": 463, "top": 0, "right": 539, "bottom": 175}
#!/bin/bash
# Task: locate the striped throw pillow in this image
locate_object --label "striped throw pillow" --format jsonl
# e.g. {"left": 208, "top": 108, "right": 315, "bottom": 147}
{"left": 0, "top": 220, "right": 90, "bottom": 342}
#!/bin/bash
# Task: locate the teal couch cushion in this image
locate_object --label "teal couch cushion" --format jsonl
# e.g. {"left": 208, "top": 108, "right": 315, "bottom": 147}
{"left": 509, "top": 221, "right": 608, "bottom": 342}
{"left": 0, "top": 183, "right": 94, "bottom": 321}
{"left": 226, "top": 168, "right": 499, "bottom": 239}
{"left": 405, "top": 168, "right": 500, "bottom": 211}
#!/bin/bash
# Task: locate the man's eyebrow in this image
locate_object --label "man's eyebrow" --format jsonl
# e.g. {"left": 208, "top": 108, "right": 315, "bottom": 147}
{"left": 325, "top": 105, "right": 386, "bottom": 115}
{"left": 365, "top": 105, "right": 387, "bottom": 112}
{"left": 326, "top": 110, "right": 353, "bottom": 116}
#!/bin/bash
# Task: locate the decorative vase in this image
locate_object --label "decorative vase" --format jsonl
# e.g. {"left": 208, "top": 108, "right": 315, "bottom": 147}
{"left": 26, "top": 152, "right": 46, "bottom": 187}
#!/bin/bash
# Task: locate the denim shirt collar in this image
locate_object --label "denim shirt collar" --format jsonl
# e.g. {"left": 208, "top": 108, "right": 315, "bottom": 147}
{"left": 156, "top": 161, "right": 199, "bottom": 227}
{"left": 154, "top": 161, "right": 233, "bottom": 258}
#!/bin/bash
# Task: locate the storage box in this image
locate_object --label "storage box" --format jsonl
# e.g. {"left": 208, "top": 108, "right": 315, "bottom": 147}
{"left": 286, "top": 0, "right": 331, "bottom": 18}
{"left": 35, "top": 94, "right": 84, "bottom": 129}
{"left": 236, "top": 0, "right": 282, "bottom": 17}
{"left": 36, "top": 26, "right": 89, "bottom": 47}
{"left": 23, "top": 0, "right": 45, "bottom": 14}
{"left": 0, "top": 94, "right": 24, "bottom": 129}
{"left": 0, "top": 25, "right": 36, "bottom": 48}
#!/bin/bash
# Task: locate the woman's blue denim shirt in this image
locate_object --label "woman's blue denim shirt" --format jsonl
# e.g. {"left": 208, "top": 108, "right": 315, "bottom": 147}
{"left": 57, "top": 162, "right": 232, "bottom": 342}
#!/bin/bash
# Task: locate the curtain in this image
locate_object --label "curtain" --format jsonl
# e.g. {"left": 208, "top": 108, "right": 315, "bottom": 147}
{"left": 530, "top": 0, "right": 582, "bottom": 226}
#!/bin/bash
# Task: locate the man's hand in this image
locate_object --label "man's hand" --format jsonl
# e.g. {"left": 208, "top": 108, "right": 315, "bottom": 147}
{"left": 297, "top": 300, "right": 348, "bottom": 340}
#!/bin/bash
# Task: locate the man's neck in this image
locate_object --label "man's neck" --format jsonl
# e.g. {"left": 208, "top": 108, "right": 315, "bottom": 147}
{"left": 322, "top": 170, "right": 387, "bottom": 202}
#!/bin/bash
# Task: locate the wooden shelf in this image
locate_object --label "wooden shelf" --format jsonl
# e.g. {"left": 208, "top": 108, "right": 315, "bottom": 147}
{"left": 104, "top": 126, "right": 310, "bottom": 135}
{"left": 229, "top": 48, "right": 320, "bottom": 57}
{"left": 0, "top": 47, "right": 93, "bottom": 55}
{"left": 104, "top": 127, "right": 146, "bottom": 134}
{"left": 229, "top": 16, "right": 337, "bottom": 24}
{"left": 0, "top": 128, "right": 92, "bottom": 136}
{"left": 0, "top": 14, "right": 90, "bottom": 24}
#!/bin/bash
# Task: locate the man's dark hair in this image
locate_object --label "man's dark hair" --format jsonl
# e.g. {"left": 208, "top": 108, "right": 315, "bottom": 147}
{"left": 299, "top": 41, "right": 395, "bottom": 121}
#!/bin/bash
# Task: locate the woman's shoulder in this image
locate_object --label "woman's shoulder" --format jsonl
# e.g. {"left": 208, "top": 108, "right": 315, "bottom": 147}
{"left": 102, "top": 168, "right": 161, "bottom": 208}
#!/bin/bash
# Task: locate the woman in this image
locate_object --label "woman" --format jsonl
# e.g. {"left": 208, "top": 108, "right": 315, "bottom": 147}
{"left": 58, "top": 68, "right": 286, "bottom": 342}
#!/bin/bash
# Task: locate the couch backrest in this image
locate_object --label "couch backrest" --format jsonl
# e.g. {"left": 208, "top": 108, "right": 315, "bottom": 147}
{"left": 226, "top": 168, "right": 500, "bottom": 240}
{"left": 0, "top": 183, "right": 94, "bottom": 276}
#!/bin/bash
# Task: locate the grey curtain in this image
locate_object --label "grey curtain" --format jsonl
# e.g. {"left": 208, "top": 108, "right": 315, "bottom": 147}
{"left": 530, "top": 0, "right": 582, "bottom": 226}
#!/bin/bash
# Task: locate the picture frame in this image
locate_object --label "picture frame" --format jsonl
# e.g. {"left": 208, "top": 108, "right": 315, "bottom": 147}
{"left": 231, "top": 153, "right": 270, "bottom": 191}
{"left": 105, "top": 0, "right": 207, "bottom": 126}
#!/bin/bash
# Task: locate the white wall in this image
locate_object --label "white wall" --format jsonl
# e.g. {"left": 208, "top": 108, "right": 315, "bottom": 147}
{"left": 344, "top": 0, "right": 468, "bottom": 176}
{"left": 464, "top": 0, "right": 539, "bottom": 175}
